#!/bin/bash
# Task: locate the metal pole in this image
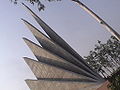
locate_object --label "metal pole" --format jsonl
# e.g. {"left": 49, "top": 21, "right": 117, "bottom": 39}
{"left": 72, "top": 0, "right": 120, "bottom": 41}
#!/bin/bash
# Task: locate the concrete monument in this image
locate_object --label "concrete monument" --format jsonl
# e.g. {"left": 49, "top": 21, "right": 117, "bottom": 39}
{"left": 22, "top": 4, "right": 106, "bottom": 90}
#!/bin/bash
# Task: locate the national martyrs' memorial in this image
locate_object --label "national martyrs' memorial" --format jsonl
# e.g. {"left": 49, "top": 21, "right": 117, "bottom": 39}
{"left": 21, "top": 3, "right": 111, "bottom": 90}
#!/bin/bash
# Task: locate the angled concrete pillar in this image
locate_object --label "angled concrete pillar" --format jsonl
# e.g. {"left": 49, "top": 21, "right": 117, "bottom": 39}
{"left": 25, "top": 79, "right": 102, "bottom": 90}
{"left": 24, "top": 57, "right": 97, "bottom": 82}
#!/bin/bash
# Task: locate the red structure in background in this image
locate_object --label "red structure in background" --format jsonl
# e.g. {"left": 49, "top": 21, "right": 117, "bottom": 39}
{"left": 97, "top": 81, "right": 110, "bottom": 90}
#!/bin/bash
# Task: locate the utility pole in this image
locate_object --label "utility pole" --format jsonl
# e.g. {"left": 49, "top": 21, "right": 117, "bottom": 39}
{"left": 72, "top": 0, "right": 120, "bottom": 41}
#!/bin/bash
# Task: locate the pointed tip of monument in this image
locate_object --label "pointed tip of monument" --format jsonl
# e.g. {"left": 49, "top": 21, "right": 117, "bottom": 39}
{"left": 25, "top": 79, "right": 29, "bottom": 84}
{"left": 23, "top": 37, "right": 31, "bottom": 45}
{"left": 25, "top": 79, "right": 33, "bottom": 85}
{"left": 21, "top": 18, "right": 25, "bottom": 21}
{"left": 22, "top": 37, "right": 27, "bottom": 41}
{"left": 23, "top": 37, "right": 31, "bottom": 42}
{"left": 23, "top": 57, "right": 29, "bottom": 61}
{"left": 23, "top": 57, "right": 35, "bottom": 66}
{"left": 25, "top": 79, "right": 37, "bottom": 83}
{"left": 21, "top": 3, "right": 28, "bottom": 9}
{"left": 21, "top": 19, "right": 30, "bottom": 26}
{"left": 21, "top": 18, "right": 28, "bottom": 25}
{"left": 23, "top": 57, "right": 36, "bottom": 62}
{"left": 23, "top": 37, "right": 36, "bottom": 46}
{"left": 21, "top": 19, "right": 34, "bottom": 28}
{"left": 22, "top": 2, "right": 35, "bottom": 17}
{"left": 21, "top": 3, "right": 31, "bottom": 12}
{"left": 23, "top": 57, "right": 30, "bottom": 64}
{"left": 21, "top": 2, "right": 25, "bottom": 5}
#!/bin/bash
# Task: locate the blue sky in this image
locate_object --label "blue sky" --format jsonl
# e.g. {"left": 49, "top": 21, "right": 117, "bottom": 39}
{"left": 0, "top": 0, "right": 120, "bottom": 90}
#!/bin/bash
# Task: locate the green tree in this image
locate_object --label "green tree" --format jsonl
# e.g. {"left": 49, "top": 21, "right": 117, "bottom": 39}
{"left": 85, "top": 36, "right": 120, "bottom": 90}
{"left": 108, "top": 74, "right": 120, "bottom": 90}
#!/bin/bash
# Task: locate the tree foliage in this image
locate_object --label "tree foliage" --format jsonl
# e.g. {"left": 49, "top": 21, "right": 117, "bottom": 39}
{"left": 108, "top": 73, "right": 120, "bottom": 90}
{"left": 85, "top": 36, "right": 120, "bottom": 76}
{"left": 85, "top": 36, "right": 120, "bottom": 90}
